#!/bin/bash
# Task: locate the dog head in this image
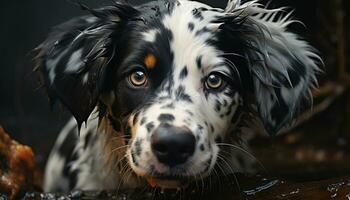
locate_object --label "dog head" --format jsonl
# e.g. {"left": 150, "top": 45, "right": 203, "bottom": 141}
{"left": 34, "top": 0, "right": 321, "bottom": 188}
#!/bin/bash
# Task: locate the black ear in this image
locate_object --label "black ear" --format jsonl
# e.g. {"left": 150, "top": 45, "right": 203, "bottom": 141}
{"left": 219, "top": 1, "right": 322, "bottom": 135}
{"left": 33, "top": 4, "right": 139, "bottom": 127}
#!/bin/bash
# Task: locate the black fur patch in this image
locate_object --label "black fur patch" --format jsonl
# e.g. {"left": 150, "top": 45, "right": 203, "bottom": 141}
{"left": 188, "top": 22, "right": 195, "bottom": 31}
{"left": 215, "top": 100, "right": 222, "bottom": 112}
{"left": 163, "top": 103, "right": 175, "bottom": 109}
{"left": 84, "top": 131, "right": 92, "bottom": 150}
{"left": 196, "top": 56, "right": 203, "bottom": 69}
{"left": 192, "top": 8, "right": 204, "bottom": 20}
{"left": 186, "top": 110, "right": 194, "bottom": 116}
{"left": 158, "top": 113, "right": 175, "bottom": 122}
{"left": 195, "top": 27, "right": 210, "bottom": 36}
{"left": 140, "top": 117, "right": 147, "bottom": 125}
{"left": 179, "top": 66, "right": 188, "bottom": 79}
{"left": 175, "top": 86, "right": 193, "bottom": 103}
{"left": 134, "top": 139, "right": 143, "bottom": 156}
{"left": 210, "top": 124, "right": 215, "bottom": 133}
{"left": 146, "top": 122, "right": 155, "bottom": 133}
{"left": 58, "top": 129, "right": 78, "bottom": 158}
{"left": 197, "top": 124, "right": 204, "bottom": 131}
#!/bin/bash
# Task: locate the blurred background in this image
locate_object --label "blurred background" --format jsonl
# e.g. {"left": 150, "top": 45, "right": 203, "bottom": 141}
{"left": 0, "top": 0, "right": 349, "bottom": 181}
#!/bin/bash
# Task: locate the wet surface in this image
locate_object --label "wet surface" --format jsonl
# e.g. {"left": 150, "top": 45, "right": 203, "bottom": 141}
{"left": 21, "top": 175, "right": 350, "bottom": 200}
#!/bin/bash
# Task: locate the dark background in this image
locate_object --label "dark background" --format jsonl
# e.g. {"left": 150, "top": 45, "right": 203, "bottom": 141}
{"left": 0, "top": 0, "right": 344, "bottom": 170}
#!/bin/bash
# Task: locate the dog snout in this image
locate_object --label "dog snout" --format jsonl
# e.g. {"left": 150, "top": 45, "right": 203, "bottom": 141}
{"left": 151, "top": 125, "right": 195, "bottom": 167}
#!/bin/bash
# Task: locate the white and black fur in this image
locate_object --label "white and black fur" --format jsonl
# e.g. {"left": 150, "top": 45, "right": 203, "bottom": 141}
{"left": 34, "top": 0, "right": 321, "bottom": 192}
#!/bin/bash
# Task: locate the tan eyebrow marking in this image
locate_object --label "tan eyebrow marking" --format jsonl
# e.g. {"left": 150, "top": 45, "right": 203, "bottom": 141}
{"left": 144, "top": 54, "right": 157, "bottom": 69}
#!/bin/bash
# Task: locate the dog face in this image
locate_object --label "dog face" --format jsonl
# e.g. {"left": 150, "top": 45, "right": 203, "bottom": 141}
{"left": 35, "top": 0, "right": 321, "bottom": 188}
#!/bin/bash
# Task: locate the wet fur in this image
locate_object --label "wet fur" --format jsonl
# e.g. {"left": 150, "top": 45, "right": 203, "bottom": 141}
{"left": 34, "top": 0, "right": 321, "bottom": 192}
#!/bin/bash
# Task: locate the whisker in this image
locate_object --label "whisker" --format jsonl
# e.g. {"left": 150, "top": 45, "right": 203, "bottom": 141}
{"left": 217, "top": 155, "right": 242, "bottom": 195}
{"left": 111, "top": 145, "right": 130, "bottom": 153}
{"left": 219, "top": 52, "right": 246, "bottom": 59}
{"left": 217, "top": 143, "right": 268, "bottom": 173}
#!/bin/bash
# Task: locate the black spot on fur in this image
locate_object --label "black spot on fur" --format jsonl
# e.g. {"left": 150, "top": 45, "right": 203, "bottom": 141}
{"left": 196, "top": 56, "right": 203, "bottom": 69}
{"left": 140, "top": 117, "right": 147, "bottom": 125}
{"left": 84, "top": 131, "right": 92, "bottom": 149}
{"left": 195, "top": 27, "right": 210, "bottom": 36}
{"left": 158, "top": 95, "right": 170, "bottom": 101}
{"left": 179, "top": 66, "right": 188, "bottom": 79}
{"left": 200, "top": 144, "right": 205, "bottom": 151}
{"left": 215, "top": 100, "right": 222, "bottom": 112}
{"left": 196, "top": 135, "right": 200, "bottom": 141}
{"left": 146, "top": 122, "right": 155, "bottom": 133}
{"left": 163, "top": 27, "right": 174, "bottom": 42}
{"left": 197, "top": 124, "right": 204, "bottom": 131}
{"left": 188, "top": 22, "right": 195, "bottom": 31}
{"left": 175, "top": 86, "right": 192, "bottom": 103}
{"left": 186, "top": 110, "right": 194, "bottom": 116}
{"left": 158, "top": 113, "right": 175, "bottom": 122}
{"left": 223, "top": 100, "right": 228, "bottom": 107}
{"left": 210, "top": 124, "right": 215, "bottom": 133}
{"left": 192, "top": 8, "right": 204, "bottom": 20}
{"left": 134, "top": 139, "right": 143, "bottom": 156}
{"left": 164, "top": 103, "right": 175, "bottom": 109}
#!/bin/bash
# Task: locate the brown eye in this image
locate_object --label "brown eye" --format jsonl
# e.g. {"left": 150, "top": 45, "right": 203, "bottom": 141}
{"left": 129, "top": 70, "right": 147, "bottom": 87}
{"left": 206, "top": 73, "right": 224, "bottom": 89}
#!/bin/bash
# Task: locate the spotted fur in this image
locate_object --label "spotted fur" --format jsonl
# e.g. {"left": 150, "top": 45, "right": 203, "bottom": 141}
{"left": 35, "top": 0, "right": 321, "bottom": 192}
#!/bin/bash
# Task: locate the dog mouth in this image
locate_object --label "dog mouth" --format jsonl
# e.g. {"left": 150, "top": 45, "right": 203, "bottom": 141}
{"left": 144, "top": 174, "right": 192, "bottom": 189}
{"left": 140, "top": 165, "right": 212, "bottom": 189}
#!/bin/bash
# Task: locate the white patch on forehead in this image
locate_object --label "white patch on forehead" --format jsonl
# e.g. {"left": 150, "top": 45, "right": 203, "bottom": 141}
{"left": 162, "top": 1, "right": 226, "bottom": 82}
{"left": 65, "top": 49, "right": 83, "bottom": 73}
{"left": 142, "top": 29, "right": 160, "bottom": 43}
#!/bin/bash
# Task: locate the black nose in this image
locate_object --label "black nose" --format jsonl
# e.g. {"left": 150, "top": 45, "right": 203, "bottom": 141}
{"left": 151, "top": 125, "right": 195, "bottom": 167}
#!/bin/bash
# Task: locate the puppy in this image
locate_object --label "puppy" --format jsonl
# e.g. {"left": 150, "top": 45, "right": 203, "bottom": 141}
{"left": 33, "top": 0, "right": 321, "bottom": 192}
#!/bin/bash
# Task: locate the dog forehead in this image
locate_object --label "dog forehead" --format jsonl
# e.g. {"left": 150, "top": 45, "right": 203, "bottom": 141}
{"left": 138, "top": 0, "right": 225, "bottom": 72}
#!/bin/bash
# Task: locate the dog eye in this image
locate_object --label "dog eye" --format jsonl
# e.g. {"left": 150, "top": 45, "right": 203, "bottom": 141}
{"left": 129, "top": 70, "right": 148, "bottom": 87}
{"left": 205, "top": 73, "right": 224, "bottom": 90}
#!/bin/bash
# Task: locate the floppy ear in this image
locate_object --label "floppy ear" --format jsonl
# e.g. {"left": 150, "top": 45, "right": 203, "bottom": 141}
{"left": 219, "top": 1, "right": 322, "bottom": 135}
{"left": 33, "top": 4, "right": 139, "bottom": 127}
